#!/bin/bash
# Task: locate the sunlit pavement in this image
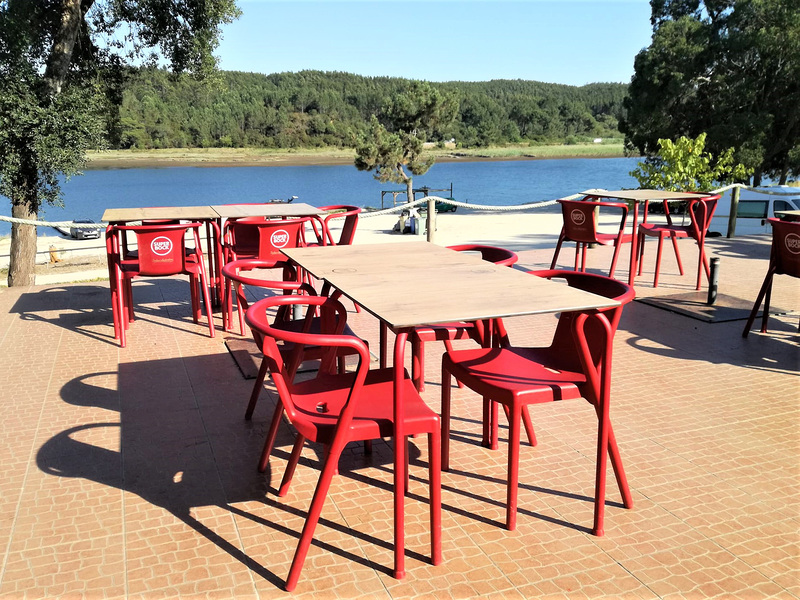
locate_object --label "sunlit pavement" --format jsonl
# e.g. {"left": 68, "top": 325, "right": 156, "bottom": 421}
{"left": 0, "top": 234, "right": 797, "bottom": 599}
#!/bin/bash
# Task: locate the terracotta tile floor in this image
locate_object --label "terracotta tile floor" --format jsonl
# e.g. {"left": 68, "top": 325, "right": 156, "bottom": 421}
{"left": 0, "top": 234, "right": 798, "bottom": 599}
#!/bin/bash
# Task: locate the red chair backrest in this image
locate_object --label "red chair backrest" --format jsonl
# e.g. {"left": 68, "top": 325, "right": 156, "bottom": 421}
{"left": 448, "top": 244, "right": 518, "bottom": 267}
{"left": 256, "top": 218, "right": 308, "bottom": 260}
{"left": 528, "top": 269, "right": 635, "bottom": 372}
{"left": 320, "top": 205, "right": 361, "bottom": 246}
{"left": 226, "top": 217, "right": 265, "bottom": 256}
{"left": 116, "top": 223, "right": 200, "bottom": 276}
{"left": 769, "top": 218, "right": 800, "bottom": 277}
{"left": 245, "top": 295, "right": 370, "bottom": 430}
{"left": 685, "top": 195, "right": 719, "bottom": 239}
{"left": 558, "top": 199, "right": 604, "bottom": 244}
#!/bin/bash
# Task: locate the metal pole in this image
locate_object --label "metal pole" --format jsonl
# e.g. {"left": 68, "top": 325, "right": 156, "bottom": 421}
{"left": 707, "top": 257, "right": 720, "bottom": 305}
{"left": 726, "top": 186, "right": 740, "bottom": 238}
{"left": 426, "top": 197, "right": 435, "bottom": 243}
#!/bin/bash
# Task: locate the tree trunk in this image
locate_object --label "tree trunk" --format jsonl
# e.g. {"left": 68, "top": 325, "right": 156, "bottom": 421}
{"left": 5, "top": 0, "right": 87, "bottom": 286}
{"left": 406, "top": 178, "right": 414, "bottom": 205}
{"left": 8, "top": 201, "right": 38, "bottom": 287}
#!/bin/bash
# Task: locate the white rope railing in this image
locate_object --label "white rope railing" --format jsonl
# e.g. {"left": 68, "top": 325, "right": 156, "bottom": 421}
{"left": 0, "top": 183, "right": 796, "bottom": 229}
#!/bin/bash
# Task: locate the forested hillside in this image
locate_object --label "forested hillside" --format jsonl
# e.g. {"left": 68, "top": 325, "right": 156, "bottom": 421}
{"left": 110, "top": 69, "right": 628, "bottom": 150}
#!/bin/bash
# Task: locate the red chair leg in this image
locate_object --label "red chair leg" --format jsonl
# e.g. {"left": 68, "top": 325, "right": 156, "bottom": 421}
{"left": 284, "top": 442, "right": 340, "bottom": 592}
{"left": 441, "top": 366, "right": 452, "bottom": 472}
{"left": 412, "top": 334, "right": 424, "bottom": 392}
{"left": 258, "top": 400, "right": 285, "bottom": 472}
{"left": 443, "top": 339, "right": 464, "bottom": 389}
{"left": 199, "top": 273, "right": 215, "bottom": 338}
{"left": 503, "top": 404, "right": 537, "bottom": 447}
{"left": 521, "top": 406, "right": 537, "bottom": 447}
{"left": 278, "top": 434, "right": 306, "bottom": 497}
{"left": 245, "top": 358, "right": 270, "bottom": 420}
{"left": 670, "top": 232, "right": 684, "bottom": 275}
{"left": 550, "top": 233, "right": 566, "bottom": 270}
{"left": 653, "top": 235, "right": 665, "bottom": 287}
{"left": 608, "top": 240, "right": 623, "bottom": 278}
{"left": 743, "top": 268, "right": 775, "bottom": 337}
{"left": 606, "top": 423, "right": 632, "bottom": 509}
{"left": 637, "top": 232, "right": 646, "bottom": 276}
{"left": 505, "top": 404, "right": 522, "bottom": 531}
{"left": 428, "top": 429, "right": 442, "bottom": 565}
{"left": 761, "top": 278, "right": 774, "bottom": 333}
{"left": 592, "top": 402, "right": 611, "bottom": 537}
{"left": 490, "top": 399, "right": 499, "bottom": 450}
{"left": 189, "top": 274, "right": 199, "bottom": 323}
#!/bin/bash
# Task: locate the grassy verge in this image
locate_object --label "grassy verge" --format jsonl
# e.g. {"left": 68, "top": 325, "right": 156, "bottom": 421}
{"left": 86, "top": 143, "right": 630, "bottom": 168}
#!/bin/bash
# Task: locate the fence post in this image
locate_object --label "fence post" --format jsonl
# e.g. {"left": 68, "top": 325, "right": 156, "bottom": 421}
{"left": 426, "top": 197, "right": 435, "bottom": 243}
{"left": 726, "top": 186, "right": 740, "bottom": 238}
{"left": 707, "top": 257, "right": 720, "bottom": 305}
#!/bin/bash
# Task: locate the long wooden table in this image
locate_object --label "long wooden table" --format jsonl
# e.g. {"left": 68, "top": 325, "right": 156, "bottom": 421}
{"left": 282, "top": 241, "right": 619, "bottom": 579}
{"left": 580, "top": 189, "right": 709, "bottom": 285}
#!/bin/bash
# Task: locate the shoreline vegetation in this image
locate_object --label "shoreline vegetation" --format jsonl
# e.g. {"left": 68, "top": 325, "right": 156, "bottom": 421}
{"left": 86, "top": 143, "right": 631, "bottom": 170}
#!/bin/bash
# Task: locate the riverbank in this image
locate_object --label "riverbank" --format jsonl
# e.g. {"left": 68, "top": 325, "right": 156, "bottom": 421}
{"left": 86, "top": 143, "right": 629, "bottom": 170}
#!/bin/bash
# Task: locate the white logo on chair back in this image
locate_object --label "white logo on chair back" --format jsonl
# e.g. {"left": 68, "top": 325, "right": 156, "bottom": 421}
{"left": 271, "top": 229, "right": 290, "bottom": 248}
{"left": 785, "top": 233, "right": 800, "bottom": 254}
{"left": 151, "top": 236, "right": 173, "bottom": 256}
{"left": 570, "top": 209, "right": 586, "bottom": 225}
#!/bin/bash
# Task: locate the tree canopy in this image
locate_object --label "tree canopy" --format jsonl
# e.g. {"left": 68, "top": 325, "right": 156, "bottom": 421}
{"left": 354, "top": 81, "right": 458, "bottom": 207}
{"left": 620, "top": 0, "right": 800, "bottom": 185}
{"left": 0, "top": 0, "right": 240, "bottom": 286}
{"left": 111, "top": 69, "right": 628, "bottom": 151}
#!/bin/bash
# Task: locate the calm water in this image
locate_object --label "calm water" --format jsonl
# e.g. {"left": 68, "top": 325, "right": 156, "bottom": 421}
{"left": 0, "top": 157, "right": 641, "bottom": 236}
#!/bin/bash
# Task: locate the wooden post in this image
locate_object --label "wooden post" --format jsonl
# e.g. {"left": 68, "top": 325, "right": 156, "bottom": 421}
{"left": 427, "top": 197, "right": 435, "bottom": 243}
{"left": 726, "top": 186, "right": 740, "bottom": 238}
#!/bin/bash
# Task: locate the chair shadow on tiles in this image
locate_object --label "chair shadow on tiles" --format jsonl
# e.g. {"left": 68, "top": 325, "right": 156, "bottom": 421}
{"left": 35, "top": 356, "right": 433, "bottom": 589}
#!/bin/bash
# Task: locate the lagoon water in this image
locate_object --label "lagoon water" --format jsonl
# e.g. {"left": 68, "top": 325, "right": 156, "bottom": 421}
{"left": 0, "top": 156, "right": 641, "bottom": 236}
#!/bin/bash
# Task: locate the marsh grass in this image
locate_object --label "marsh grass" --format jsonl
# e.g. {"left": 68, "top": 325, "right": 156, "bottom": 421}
{"left": 87, "top": 142, "right": 629, "bottom": 167}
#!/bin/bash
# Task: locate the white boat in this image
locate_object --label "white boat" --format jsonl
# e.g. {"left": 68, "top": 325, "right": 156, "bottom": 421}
{"left": 709, "top": 185, "right": 800, "bottom": 236}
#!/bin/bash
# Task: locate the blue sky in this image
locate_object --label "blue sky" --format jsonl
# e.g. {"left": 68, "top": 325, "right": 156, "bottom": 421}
{"left": 216, "top": 0, "right": 653, "bottom": 86}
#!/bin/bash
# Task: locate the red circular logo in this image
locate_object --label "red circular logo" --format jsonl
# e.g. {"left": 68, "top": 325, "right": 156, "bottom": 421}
{"left": 271, "top": 230, "right": 290, "bottom": 248}
{"left": 571, "top": 209, "right": 586, "bottom": 225}
{"left": 785, "top": 233, "right": 800, "bottom": 255}
{"left": 151, "top": 236, "right": 173, "bottom": 256}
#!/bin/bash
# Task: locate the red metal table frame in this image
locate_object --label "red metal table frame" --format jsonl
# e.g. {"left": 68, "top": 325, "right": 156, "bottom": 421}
{"left": 283, "top": 241, "right": 619, "bottom": 579}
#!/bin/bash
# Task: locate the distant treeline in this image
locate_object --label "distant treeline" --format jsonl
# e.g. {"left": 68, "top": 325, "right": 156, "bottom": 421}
{"left": 109, "top": 69, "right": 628, "bottom": 150}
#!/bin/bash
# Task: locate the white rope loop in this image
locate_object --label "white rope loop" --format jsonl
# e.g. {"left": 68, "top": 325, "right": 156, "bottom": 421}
{"left": 0, "top": 183, "right": 796, "bottom": 228}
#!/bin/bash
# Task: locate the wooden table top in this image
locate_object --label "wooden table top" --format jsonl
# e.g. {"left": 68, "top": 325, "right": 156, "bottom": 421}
{"left": 283, "top": 242, "right": 619, "bottom": 329}
{"left": 211, "top": 202, "right": 324, "bottom": 219}
{"left": 102, "top": 205, "right": 219, "bottom": 222}
{"left": 581, "top": 189, "right": 710, "bottom": 202}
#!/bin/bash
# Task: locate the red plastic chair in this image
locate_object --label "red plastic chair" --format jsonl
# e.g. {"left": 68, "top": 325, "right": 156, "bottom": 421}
{"left": 110, "top": 222, "right": 214, "bottom": 348}
{"left": 246, "top": 294, "right": 441, "bottom": 591}
{"left": 441, "top": 270, "right": 635, "bottom": 534}
{"left": 222, "top": 216, "right": 310, "bottom": 263}
{"left": 222, "top": 259, "right": 364, "bottom": 420}
{"left": 221, "top": 218, "right": 310, "bottom": 328}
{"left": 551, "top": 199, "right": 631, "bottom": 277}
{"left": 742, "top": 218, "right": 800, "bottom": 337}
{"left": 411, "top": 244, "right": 518, "bottom": 391}
{"left": 636, "top": 194, "right": 720, "bottom": 289}
{"left": 307, "top": 205, "right": 361, "bottom": 247}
